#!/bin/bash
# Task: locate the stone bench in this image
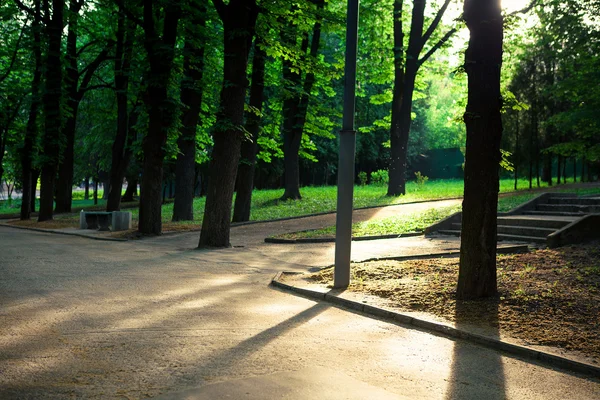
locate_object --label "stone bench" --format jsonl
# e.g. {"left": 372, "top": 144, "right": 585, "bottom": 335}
{"left": 79, "top": 211, "right": 132, "bottom": 232}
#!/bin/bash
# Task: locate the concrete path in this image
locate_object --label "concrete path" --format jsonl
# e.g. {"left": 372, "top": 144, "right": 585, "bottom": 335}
{"left": 1, "top": 203, "right": 599, "bottom": 399}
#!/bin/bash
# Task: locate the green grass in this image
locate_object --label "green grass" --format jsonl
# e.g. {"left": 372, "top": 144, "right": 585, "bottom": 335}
{"left": 274, "top": 186, "right": 600, "bottom": 240}
{"left": 279, "top": 205, "right": 463, "bottom": 240}
{"left": 2, "top": 178, "right": 599, "bottom": 225}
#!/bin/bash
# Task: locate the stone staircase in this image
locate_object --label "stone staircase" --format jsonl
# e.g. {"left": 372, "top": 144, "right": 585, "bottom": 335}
{"left": 427, "top": 193, "right": 600, "bottom": 247}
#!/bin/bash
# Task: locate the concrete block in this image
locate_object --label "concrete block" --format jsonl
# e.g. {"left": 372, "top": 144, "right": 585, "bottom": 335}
{"left": 111, "top": 211, "right": 132, "bottom": 231}
{"left": 79, "top": 210, "right": 87, "bottom": 229}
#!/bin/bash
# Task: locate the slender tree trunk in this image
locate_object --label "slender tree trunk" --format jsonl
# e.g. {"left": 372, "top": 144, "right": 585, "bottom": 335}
{"left": 122, "top": 175, "right": 137, "bottom": 202}
{"left": 232, "top": 38, "right": 266, "bottom": 222}
{"left": 38, "top": 0, "right": 65, "bottom": 222}
{"left": 557, "top": 155, "right": 562, "bottom": 184}
{"left": 84, "top": 176, "right": 90, "bottom": 200}
{"left": 514, "top": 112, "right": 519, "bottom": 190}
{"left": 93, "top": 179, "right": 98, "bottom": 205}
{"left": 173, "top": 5, "right": 207, "bottom": 221}
{"left": 388, "top": 0, "right": 405, "bottom": 195}
{"left": 107, "top": 9, "right": 135, "bottom": 212}
{"left": 199, "top": 0, "right": 258, "bottom": 247}
{"left": 138, "top": 0, "right": 181, "bottom": 235}
{"left": 20, "top": 0, "right": 42, "bottom": 220}
{"left": 573, "top": 158, "right": 577, "bottom": 182}
{"left": 457, "top": 0, "right": 503, "bottom": 300}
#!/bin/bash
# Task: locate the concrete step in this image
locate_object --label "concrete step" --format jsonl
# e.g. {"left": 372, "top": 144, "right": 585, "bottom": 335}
{"left": 524, "top": 210, "right": 589, "bottom": 217}
{"left": 497, "top": 225, "right": 556, "bottom": 238}
{"left": 451, "top": 222, "right": 556, "bottom": 237}
{"left": 437, "top": 229, "right": 545, "bottom": 244}
{"left": 496, "top": 216, "right": 573, "bottom": 229}
{"left": 536, "top": 204, "right": 600, "bottom": 213}
{"left": 449, "top": 223, "right": 555, "bottom": 238}
{"left": 497, "top": 233, "right": 547, "bottom": 244}
{"left": 547, "top": 197, "right": 600, "bottom": 206}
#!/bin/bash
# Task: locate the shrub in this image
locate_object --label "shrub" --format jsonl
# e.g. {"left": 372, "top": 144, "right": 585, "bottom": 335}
{"left": 371, "top": 169, "right": 389, "bottom": 185}
{"left": 358, "top": 171, "right": 368, "bottom": 186}
{"left": 414, "top": 171, "right": 429, "bottom": 186}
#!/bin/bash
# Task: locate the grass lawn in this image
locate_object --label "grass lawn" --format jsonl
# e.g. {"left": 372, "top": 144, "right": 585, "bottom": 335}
{"left": 272, "top": 186, "right": 600, "bottom": 240}
{"left": 3, "top": 179, "right": 599, "bottom": 235}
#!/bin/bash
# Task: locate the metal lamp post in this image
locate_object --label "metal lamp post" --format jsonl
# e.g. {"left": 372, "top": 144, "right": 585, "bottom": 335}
{"left": 334, "top": 0, "right": 359, "bottom": 288}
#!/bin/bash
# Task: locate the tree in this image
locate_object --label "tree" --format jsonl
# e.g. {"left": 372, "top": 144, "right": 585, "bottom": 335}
{"left": 20, "top": 0, "right": 42, "bottom": 220}
{"left": 137, "top": 0, "right": 182, "bottom": 235}
{"left": 106, "top": 4, "right": 136, "bottom": 212}
{"left": 55, "top": 0, "right": 112, "bottom": 214}
{"left": 387, "top": 0, "right": 455, "bottom": 196}
{"left": 232, "top": 36, "right": 267, "bottom": 222}
{"left": 280, "top": 0, "right": 325, "bottom": 200}
{"left": 172, "top": 0, "right": 208, "bottom": 221}
{"left": 198, "top": 0, "right": 258, "bottom": 247}
{"left": 37, "top": 0, "right": 65, "bottom": 222}
{"left": 457, "top": 0, "right": 503, "bottom": 300}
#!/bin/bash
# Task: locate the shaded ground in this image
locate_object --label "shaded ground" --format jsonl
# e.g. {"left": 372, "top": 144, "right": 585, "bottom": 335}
{"left": 298, "top": 242, "right": 600, "bottom": 361}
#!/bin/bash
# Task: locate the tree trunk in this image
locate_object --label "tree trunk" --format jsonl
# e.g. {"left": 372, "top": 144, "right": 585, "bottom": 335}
{"left": 457, "top": 0, "right": 503, "bottom": 300}
{"left": 138, "top": 0, "right": 181, "bottom": 235}
{"left": 514, "top": 112, "right": 519, "bottom": 191}
{"left": 557, "top": 155, "right": 562, "bottom": 184}
{"left": 280, "top": 0, "right": 325, "bottom": 201}
{"left": 107, "top": 8, "right": 135, "bottom": 212}
{"left": 387, "top": 0, "right": 452, "bottom": 195}
{"left": 54, "top": 99, "right": 77, "bottom": 213}
{"left": 232, "top": 38, "right": 266, "bottom": 222}
{"left": 84, "top": 176, "right": 90, "bottom": 200}
{"left": 38, "top": 0, "right": 65, "bottom": 222}
{"left": 199, "top": 0, "right": 258, "bottom": 247}
{"left": 122, "top": 175, "right": 137, "bottom": 202}
{"left": 173, "top": 5, "right": 207, "bottom": 221}
{"left": 20, "top": 0, "right": 42, "bottom": 221}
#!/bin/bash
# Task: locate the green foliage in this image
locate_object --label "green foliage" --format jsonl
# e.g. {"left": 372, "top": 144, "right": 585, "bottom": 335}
{"left": 371, "top": 169, "right": 389, "bottom": 185}
{"left": 414, "top": 171, "right": 429, "bottom": 186}
{"left": 357, "top": 171, "right": 368, "bottom": 185}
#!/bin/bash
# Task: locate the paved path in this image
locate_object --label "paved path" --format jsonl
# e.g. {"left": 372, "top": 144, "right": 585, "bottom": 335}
{"left": 1, "top": 201, "right": 599, "bottom": 399}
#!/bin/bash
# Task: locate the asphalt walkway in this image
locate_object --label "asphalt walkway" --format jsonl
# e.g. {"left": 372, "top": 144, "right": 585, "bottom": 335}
{"left": 1, "top": 200, "right": 599, "bottom": 399}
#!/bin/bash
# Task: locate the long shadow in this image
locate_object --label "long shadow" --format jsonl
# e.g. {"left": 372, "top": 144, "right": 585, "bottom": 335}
{"left": 445, "top": 299, "right": 506, "bottom": 400}
{"left": 177, "top": 301, "right": 332, "bottom": 386}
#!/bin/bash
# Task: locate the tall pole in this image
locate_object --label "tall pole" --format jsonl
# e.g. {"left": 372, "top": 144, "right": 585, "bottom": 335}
{"left": 334, "top": 0, "right": 359, "bottom": 288}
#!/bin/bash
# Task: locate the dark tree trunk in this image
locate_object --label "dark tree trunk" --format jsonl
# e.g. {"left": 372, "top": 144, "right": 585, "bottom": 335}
{"left": 122, "top": 175, "right": 138, "bottom": 202}
{"left": 280, "top": 0, "right": 325, "bottom": 201}
{"left": 387, "top": 0, "right": 453, "bottom": 196}
{"left": 107, "top": 8, "right": 135, "bottom": 212}
{"left": 457, "top": 0, "right": 503, "bottom": 300}
{"left": 573, "top": 158, "right": 577, "bottom": 182}
{"left": 20, "top": 0, "right": 42, "bottom": 221}
{"left": 514, "top": 112, "right": 519, "bottom": 191}
{"left": 84, "top": 176, "right": 90, "bottom": 200}
{"left": 557, "top": 155, "right": 562, "bottom": 184}
{"left": 55, "top": 0, "right": 109, "bottom": 213}
{"left": 544, "top": 153, "right": 552, "bottom": 186}
{"left": 38, "top": 0, "right": 65, "bottom": 222}
{"left": 172, "top": 5, "right": 207, "bottom": 221}
{"left": 138, "top": 0, "right": 181, "bottom": 235}
{"left": 93, "top": 180, "right": 98, "bottom": 205}
{"left": 232, "top": 38, "right": 266, "bottom": 222}
{"left": 199, "top": 0, "right": 258, "bottom": 247}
